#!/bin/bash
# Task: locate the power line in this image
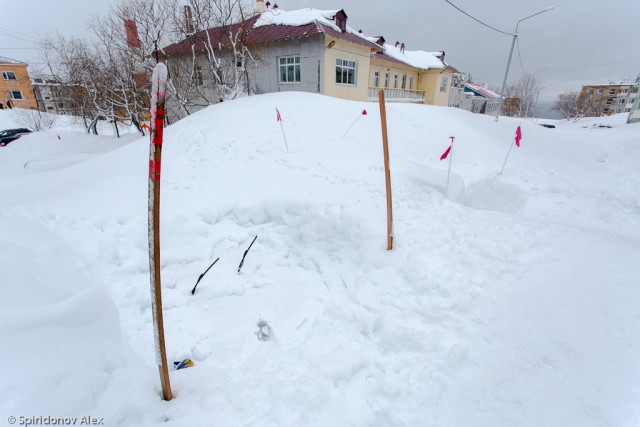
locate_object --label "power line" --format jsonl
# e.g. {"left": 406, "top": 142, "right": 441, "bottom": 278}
{"left": 0, "top": 47, "right": 38, "bottom": 50}
{"left": 394, "top": 0, "right": 487, "bottom": 38}
{"left": 541, "top": 56, "right": 640, "bottom": 75}
{"left": 0, "top": 27, "right": 39, "bottom": 41}
{"left": 516, "top": 37, "right": 526, "bottom": 75}
{"left": 0, "top": 31, "right": 38, "bottom": 44}
{"left": 443, "top": 0, "right": 513, "bottom": 36}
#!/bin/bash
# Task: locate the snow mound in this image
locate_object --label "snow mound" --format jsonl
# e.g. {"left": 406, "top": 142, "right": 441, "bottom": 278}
{"left": 1, "top": 92, "right": 639, "bottom": 426}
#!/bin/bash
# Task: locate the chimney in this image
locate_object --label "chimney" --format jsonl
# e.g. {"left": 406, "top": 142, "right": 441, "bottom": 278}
{"left": 334, "top": 10, "right": 347, "bottom": 32}
{"left": 124, "top": 19, "right": 141, "bottom": 48}
{"left": 375, "top": 36, "right": 385, "bottom": 46}
{"left": 184, "top": 5, "right": 194, "bottom": 34}
{"left": 257, "top": 0, "right": 264, "bottom": 13}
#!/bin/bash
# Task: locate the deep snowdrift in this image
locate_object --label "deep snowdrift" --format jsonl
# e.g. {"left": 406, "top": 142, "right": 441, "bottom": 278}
{"left": 1, "top": 93, "right": 639, "bottom": 426}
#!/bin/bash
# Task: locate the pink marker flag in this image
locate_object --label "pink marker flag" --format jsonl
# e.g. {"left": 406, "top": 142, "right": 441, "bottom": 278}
{"left": 440, "top": 145, "right": 452, "bottom": 161}
{"left": 515, "top": 125, "right": 522, "bottom": 147}
{"left": 362, "top": 109, "right": 367, "bottom": 116}
{"left": 276, "top": 107, "right": 282, "bottom": 122}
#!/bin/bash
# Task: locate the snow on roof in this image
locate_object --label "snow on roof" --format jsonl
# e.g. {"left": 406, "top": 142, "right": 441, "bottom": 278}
{"left": 0, "top": 56, "right": 26, "bottom": 65}
{"left": 254, "top": 8, "right": 374, "bottom": 45}
{"left": 381, "top": 43, "right": 445, "bottom": 70}
{"left": 464, "top": 82, "right": 501, "bottom": 99}
{"left": 255, "top": 8, "right": 342, "bottom": 32}
{"left": 586, "top": 80, "right": 638, "bottom": 87}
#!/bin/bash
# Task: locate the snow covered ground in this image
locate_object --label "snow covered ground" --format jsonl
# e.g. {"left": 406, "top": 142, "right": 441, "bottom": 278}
{"left": 1, "top": 95, "right": 639, "bottom": 427}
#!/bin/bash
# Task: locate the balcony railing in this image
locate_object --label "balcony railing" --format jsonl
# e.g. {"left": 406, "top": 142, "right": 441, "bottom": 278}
{"left": 368, "top": 87, "right": 425, "bottom": 103}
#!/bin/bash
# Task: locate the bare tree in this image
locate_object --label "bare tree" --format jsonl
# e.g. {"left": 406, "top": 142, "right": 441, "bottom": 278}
{"left": 161, "top": 0, "right": 258, "bottom": 120}
{"left": 552, "top": 90, "right": 583, "bottom": 120}
{"left": 13, "top": 109, "right": 56, "bottom": 131}
{"left": 503, "top": 74, "right": 543, "bottom": 118}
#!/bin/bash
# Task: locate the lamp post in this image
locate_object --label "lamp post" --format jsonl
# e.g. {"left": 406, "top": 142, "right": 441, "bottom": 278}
{"left": 495, "top": 6, "right": 554, "bottom": 121}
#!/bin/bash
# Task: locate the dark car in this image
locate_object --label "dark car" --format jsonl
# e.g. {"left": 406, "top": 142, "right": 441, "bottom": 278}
{"left": 0, "top": 128, "right": 32, "bottom": 146}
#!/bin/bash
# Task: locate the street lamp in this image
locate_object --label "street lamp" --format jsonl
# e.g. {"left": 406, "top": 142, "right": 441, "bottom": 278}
{"left": 495, "top": 6, "right": 555, "bottom": 121}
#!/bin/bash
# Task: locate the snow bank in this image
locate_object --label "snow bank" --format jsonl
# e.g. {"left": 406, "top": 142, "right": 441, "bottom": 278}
{"left": 1, "top": 92, "right": 639, "bottom": 426}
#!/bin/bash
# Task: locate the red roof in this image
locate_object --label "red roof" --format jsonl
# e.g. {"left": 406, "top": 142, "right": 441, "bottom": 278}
{"left": 162, "top": 14, "right": 380, "bottom": 56}
{"left": 464, "top": 82, "right": 501, "bottom": 99}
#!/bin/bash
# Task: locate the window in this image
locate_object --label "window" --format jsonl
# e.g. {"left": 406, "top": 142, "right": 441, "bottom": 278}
{"left": 618, "top": 99, "right": 625, "bottom": 104}
{"left": 194, "top": 65, "right": 203, "bottom": 86}
{"left": 393, "top": 74, "right": 398, "bottom": 89}
{"left": 336, "top": 58, "right": 357, "bottom": 85}
{"left": 609, "top": 89, "right": 616, "bottom": 95}
{"left": 279, "top": 55, "right": 301, "bottom": 83}
{"left": 374, "top": 71, "right": 379, "bottom": 88}
{"left": 409, "top": 76, "right": 414, "bottom": 89}
{"left": 588, "top": 89, "right": 594, "bottom": 94}
{"left": 2, "top": 71, "right": 16, "bottom": 81}
{"left": 625, "top": 108, "right": 632, "bottom": 112}
{"left": 9, "top": 90, "right": 23, "bottom": 100}
{"left": 440, "top": 77, "right": 449, "bottom": 92}
{"left": 633, "top": 87, "right": 639, "bottom": 93}
{"left": 384, "top": 71, "right": 389, "bottom": 88}
{"left": 598, "top": 89, "right": 603, "bottom": 94}
{"left": 401, "top": 75, "right": 407, "bottom": 89}
{"left": 629, "top": 98, "right": 635, "bottom": 104}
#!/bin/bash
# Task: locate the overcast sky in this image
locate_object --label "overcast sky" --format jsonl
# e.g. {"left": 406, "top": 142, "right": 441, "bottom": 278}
{"left": 2, "top": 0, "right": 639, "bottom": 104}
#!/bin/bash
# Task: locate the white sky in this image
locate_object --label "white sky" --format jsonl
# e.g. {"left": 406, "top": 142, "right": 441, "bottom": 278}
{"left": 1, "top": 0, "right": 639, "bottom": 103}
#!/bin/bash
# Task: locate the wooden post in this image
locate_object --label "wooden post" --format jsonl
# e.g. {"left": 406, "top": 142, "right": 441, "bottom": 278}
{"left": 148, "top": 63, "right": 172, "bottom": 401}
{"left": 378, "top": 90, "right": 394, "bottom": 250}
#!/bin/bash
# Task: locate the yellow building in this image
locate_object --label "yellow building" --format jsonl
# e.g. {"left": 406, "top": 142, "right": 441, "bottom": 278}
{"left": 369, "top": 40, "right": 452, "bottom": 105}
{"left": 0, "top": 56, "right": 37, "bottom": 109}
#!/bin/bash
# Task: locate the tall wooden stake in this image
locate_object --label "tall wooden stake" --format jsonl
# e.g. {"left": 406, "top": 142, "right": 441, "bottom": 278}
{"left": 378, "top": 90, "right": 394, "bottom": 251}
{"left": 148, "top": 63, "right": 172, "bottom": 401}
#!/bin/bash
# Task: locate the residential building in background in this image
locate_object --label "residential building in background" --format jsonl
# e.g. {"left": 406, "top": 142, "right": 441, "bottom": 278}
{"left": 0, "top": 56, "right": 37, "bottom": 109}
{"left": 31, "top": 77, "right": 86, "bottom": 116}
{"left": 162, "top": 5, "right": 454, "bottom": 111}
{"left": 463, "top": 81, "right": 501, "bottom": 115}
{"left": 579, "top": 79, "right": 639, "bottom": 116}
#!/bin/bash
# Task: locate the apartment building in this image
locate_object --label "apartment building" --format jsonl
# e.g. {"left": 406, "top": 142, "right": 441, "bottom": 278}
{"left": 579, "top": 79, "right": 639, "bottom": 116}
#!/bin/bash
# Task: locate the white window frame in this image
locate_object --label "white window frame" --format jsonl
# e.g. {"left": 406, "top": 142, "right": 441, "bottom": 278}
{"left": 2, "top": 71, "right": 16, "bottom": 81}
{"left": 373, "top": 71, "right": 380, "bottom": 88}
{"left": 336, "top": 58, "right": 357, "bottom": 85}
{"left": 401, "top": 75, "right": 407, "bottom": 90}
{"left": 409, "top": 76, "right": 414, "bottom": 90}
{"left": 384, "top": 71, "right": 390, "bottom": 88}
{"left": 9, "top": 90, "right": 23, "bottom": 100}
{"left": 278, "top": 55, "right": 301, "bottom": 84}
{"left": 393, "top": 74, "right": 398, "bottom": 89}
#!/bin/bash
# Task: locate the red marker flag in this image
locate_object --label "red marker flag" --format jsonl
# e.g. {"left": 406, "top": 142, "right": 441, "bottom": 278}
{"left": 515, "top": 125, "right": 522, "bottom": 147}
{"left": 440, "top": 145, "right": 452, "bottom": 161}
{"left": 276, "top": 107, "right": 282, "bottom": 122}
{"left": 362, "top": 109, "right": 367, "bottom": 115}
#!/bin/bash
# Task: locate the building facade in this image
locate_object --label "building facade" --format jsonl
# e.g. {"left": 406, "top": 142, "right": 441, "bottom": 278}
{"left": 0, "top": 56, "right": 37, "bottom": 109}
{"left": 162, "top": 6, "right": 453, "bottom": 112}
{"left": 579, "top": 80, "right": 639, "bottom": 116}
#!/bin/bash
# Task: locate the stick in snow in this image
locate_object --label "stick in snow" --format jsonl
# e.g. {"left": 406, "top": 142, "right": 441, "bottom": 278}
{"left": 191, "top": 257, "right": 220, "bottom": 295}
{"left": 276, "top": 107, "right": 289, "bottom": 153}
{"left": 238, "top": 235, "right": 258, "bottom": 273}
{"left": 344, "top": 109, "right": 368, "bottom": 137}
{"left": 147, "top": 62, "right": 172, "bottom": 401}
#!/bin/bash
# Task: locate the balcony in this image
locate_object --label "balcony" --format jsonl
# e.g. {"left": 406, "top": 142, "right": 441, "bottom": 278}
{"left": 368, "top": 87, "right": 425, "bottom": 103}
